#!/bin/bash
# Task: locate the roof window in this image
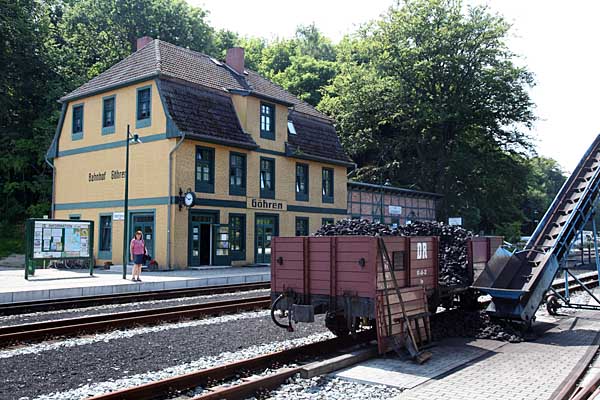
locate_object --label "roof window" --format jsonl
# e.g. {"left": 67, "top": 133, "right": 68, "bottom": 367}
{"left": 287, "top": 121, "right": 297, "bottom": 135}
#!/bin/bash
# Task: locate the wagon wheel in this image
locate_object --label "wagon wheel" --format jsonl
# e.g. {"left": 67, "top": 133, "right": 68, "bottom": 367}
{"left": 428, "top": 292, "right": 440, "bottom": 314}
{"left": 441, "top": 296, "right": 454, "bottom": 310}
{"left": 546, "top": 294, "right": 560, "bottom": 316}
{"left": 325, "top": 312, "right": 349, "bottom": 337}
{"left": 458, "top": 290, "right": 480, "bottom": 311}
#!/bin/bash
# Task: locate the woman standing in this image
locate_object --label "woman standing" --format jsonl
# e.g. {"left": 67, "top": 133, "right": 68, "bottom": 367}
{"left": 130, "top": 230, "right": 146, "bottom": 282}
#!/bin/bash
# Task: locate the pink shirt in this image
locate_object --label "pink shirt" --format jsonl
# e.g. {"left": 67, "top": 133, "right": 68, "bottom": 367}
{"left": 130, "top": 239, "right": 145, "bottom": 255}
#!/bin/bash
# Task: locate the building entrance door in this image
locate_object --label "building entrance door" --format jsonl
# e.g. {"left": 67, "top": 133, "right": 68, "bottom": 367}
{"left": 189, "top": 213, "right": 215, "bottom": 266}
{"left": 255, "top": 215, "right": 278, "bottom": 264}
{"left": 130, "top": 213, "right": 154, "bottom": 263}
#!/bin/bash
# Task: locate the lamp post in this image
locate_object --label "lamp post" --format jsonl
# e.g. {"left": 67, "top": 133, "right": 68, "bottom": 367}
{"left": 381, "top": 178, "right": 391, "bottom": 223}
{"left": 122, "top": 124, "right": 142, "bottom": 279}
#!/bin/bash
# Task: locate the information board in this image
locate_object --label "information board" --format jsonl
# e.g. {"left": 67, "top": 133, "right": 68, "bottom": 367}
{"left": 32, "top": 220, "right": 91, "bottom": 259}
{"left": 25, "top": 218, "right": 94, "bottom": 279}
{"left": 389, "top": 205, "right": 402, "bottom": 215}
{"left": 448, "top": 217, "right": 463, "bottom": 226}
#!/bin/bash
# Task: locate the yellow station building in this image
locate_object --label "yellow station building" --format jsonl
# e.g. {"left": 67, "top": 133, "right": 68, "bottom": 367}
{"left": 46, "top": 38, "right": 353, "bottom": 268}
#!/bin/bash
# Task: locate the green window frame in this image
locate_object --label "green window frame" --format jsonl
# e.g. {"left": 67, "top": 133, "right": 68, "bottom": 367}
{"left": 260, "top": 102, "right": 275, "bottom": 140}
{"left": 295, "top": 163, "right": 309, "bottom": 201}
{"left": 102, "top": 95, "right": 116, "bottom": 135}
{"left": 229, "top": 152, "right": 247, "bottom": 196}
{"left": 229, "top": 214, "right": 246, "bottom": 260}
{"left": 260, "top": 157, "right": 275, "bottom": 199}
{"left": 71, "top": 104, "right": 84, "bottom": 141}
{"left": 98, "top": 214, "right": 112, "bottom": 259}
{"left": 322, "top": 167, "right": 334, "bottom": 203}
{"left": 195, "top": 146, "right": 215, "bottom": 193}
{"left": 136, "top": 86, "right": 151, "bottom": 128}
{"left": 295, "top": 217, "right": 309, "bottom": 236}
{"left": 322, "top": 218, "right": 334, "bottom": 226}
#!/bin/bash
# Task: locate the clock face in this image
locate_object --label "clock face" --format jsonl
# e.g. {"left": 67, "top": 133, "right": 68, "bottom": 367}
{"left": 184, "top": 192, "right": 195, "bottom": 207}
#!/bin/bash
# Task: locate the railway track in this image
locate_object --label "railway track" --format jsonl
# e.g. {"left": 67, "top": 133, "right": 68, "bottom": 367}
{"left": 87, "top": 330, "right": 375, "bottom": 400}
{"left": 81, "top": 273, "right": 600, "bottom": 400}
{"left": 553, "top": 344, "right": 600, "bottom": 400}
{"left": 0, "top": 282, "right": 270, "bottom": 316}
{"left": 0, "top": 295, "right": 270, "bottom": 345}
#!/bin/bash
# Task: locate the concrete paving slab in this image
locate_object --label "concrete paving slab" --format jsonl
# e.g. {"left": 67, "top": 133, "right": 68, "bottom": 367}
{"left": 0, "top": 292, "right": 13, "bottom": 304}
{"left": 335, "top": 338, "right": 505, "bottom": 389}
{"left": 186, "top": 279, "right": 208, "bottom": 288}
{"left": 0, "top": 265, "right": 270, "bottom": 303}
{"left": 245, "top": 274, "right": 262, "bottom": 283}
{"left": 13, "top": 289, "right": 51, "bottom": 302}
{"left": 49, "top": 288, "right": 83, "bottom": 299}
{"left": 206, "top": 277, "right": 228, "bottom": 286}
{"left": 227, "top": 275, "right": 245, "bottom": 285}
{"left": 138, "top": 281, "right": 165, "bottom": 292}
{"left": 81, "top": 285, "right": 113, "bottom": 297}
{"left": 391, "top": 315, "right": 600, "bottom": 400}
{"left": 163, "top": 280, "right": 188, "bottom": 290}
{"left": 302, "top": 346, "right": 379, "bottom": 378}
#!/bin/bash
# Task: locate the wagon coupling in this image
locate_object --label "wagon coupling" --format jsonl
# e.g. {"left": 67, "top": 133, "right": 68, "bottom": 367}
{"left": 271, "top": 293, "right": 294, "bottom": 331}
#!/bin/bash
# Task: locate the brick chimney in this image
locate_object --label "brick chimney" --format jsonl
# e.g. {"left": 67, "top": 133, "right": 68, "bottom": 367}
{"left": 136, "top": 36, "right": 153, "bottom": 51}
{"left": 226, "top": 47, "right": 245, "bottom": 74}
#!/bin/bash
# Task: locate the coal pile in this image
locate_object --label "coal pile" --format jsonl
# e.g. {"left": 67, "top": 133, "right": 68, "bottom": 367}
{"left": 431, "top": 309, "right": 524, "bottom": 343}
{"left": 398, "top": 221, "right": 472, "bottom": 286}
{"left": 314, "top": 219, "right": 472, "bottom": 286}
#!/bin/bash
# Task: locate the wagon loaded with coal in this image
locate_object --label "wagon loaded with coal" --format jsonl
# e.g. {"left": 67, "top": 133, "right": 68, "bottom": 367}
{"left": 270, "top": 220, "right": 501, "bottom": 354}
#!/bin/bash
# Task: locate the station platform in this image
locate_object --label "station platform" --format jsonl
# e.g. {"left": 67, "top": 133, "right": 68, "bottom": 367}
{"left": 0, "top": 265, "right": 270, "bottom": 304}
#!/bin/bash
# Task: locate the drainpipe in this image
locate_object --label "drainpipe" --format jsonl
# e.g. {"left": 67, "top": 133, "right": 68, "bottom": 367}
{"left": 167, "top": 133, "right": 186, "bottom": 269}
{"left": 45, "top": 155, "right": 55, "bottom": 218}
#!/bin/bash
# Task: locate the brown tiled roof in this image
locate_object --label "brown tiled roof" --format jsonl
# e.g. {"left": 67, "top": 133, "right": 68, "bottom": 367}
{"left": 60, "top": 41, "right": 160, "bottom": 102}
{"left": 158, "top": 78, "right": 257, "bottom": 148}
{"left": 287, "top": 111, "right": 353, "bottom": 165}
{"left": 60, "top": 39, "right": 350, "bottom": 164}
{"left": 60, "top": 40, "right": 327, "bottom": 120}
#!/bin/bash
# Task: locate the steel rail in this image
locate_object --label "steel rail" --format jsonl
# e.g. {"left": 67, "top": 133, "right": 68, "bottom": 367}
{"left": 0, "top": 296, "right": 270, "bottom": 344}
{"left": 87, "top": 331, "right": 375, "bottom": 400}
{"left": 0, "top": 282, "right": 270, "bottom": 316}
{"left": 190, "top": 367, "right": 302, "bottom": 400}
{"left": 549, "top": 326, "right": 600, "bottom": 400}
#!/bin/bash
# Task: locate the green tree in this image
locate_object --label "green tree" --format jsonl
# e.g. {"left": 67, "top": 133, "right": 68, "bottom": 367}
{"left": 55, "top": 0, "right": 215, "bottom": 85}
{"left": 0, "top": 0, "right": 57, "bottom": 225}
{"left": 0, "top": 0, "right": 216, "bottom": 252}
{"left": 271, "top": 55, "right": 337, "bottom": 105}
{"left": 240, "top": 24, "right": 338, "bottom": 106}
{"left": 521, "top": 156, "right": 566, "bottom": 234}
{"left": 320, "top": 0, "right": 536, "bottom": 233}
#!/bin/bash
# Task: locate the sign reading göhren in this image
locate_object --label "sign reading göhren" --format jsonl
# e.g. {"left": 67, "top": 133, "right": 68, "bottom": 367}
{"left": 247, "top": 198, "right": 287, "bottom": 211}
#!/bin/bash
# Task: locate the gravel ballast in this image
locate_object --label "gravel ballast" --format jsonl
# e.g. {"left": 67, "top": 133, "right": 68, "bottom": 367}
{"left": 34, "top": 332, "right": 333, "bottom": 400}
{"left": 0, "top": 289, "right": 269, "bottom": 328}
{"left": 1, "top": 310, "right": 328, "bottom": 399}
{"left": 258, "top": 375, "right": 403, "bottom": 400}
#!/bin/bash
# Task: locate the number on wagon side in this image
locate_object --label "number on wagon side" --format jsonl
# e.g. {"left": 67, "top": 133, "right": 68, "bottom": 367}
{"left": 417, "top": 242, "right": 428, "bottom": 260}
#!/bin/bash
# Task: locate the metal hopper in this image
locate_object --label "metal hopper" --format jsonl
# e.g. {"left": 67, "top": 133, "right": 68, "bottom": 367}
{"left": 474, "top": 134, "right": 600, "bottom": 322}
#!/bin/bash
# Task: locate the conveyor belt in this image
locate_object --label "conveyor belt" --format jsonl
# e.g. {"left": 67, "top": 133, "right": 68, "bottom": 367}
{"left": 473, "top": 134, "right": 600, "bottom": 322}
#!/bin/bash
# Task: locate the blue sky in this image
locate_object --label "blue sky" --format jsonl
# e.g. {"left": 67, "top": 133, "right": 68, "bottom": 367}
{"left": 190, "top": 0, "right": 600, "bottom": 173}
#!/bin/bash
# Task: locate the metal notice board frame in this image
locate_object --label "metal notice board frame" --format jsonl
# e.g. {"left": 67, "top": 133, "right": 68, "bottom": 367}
{"left": 25, "top": 218, "right": 95, "bottom": 280}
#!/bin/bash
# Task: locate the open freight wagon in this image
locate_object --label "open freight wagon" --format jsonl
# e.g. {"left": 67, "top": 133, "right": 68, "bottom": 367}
{"left": 270, "top": 235, "right": 502, "bottom": 348}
